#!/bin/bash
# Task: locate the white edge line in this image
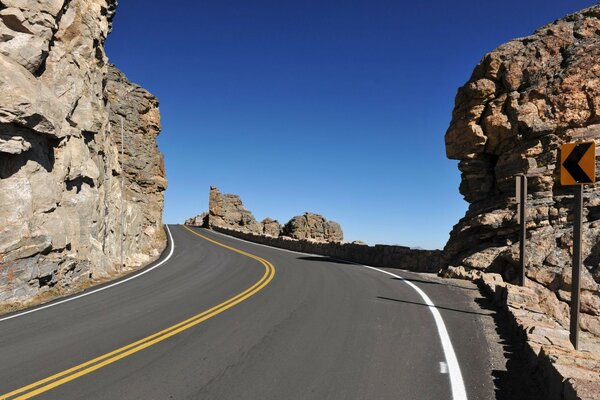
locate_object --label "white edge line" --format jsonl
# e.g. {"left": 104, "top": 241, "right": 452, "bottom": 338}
{"left": 362, "top": 265, "right": 468, "bottom": 400}
{"left": 0, "top": 225, "right": 175, "bottom": 323}
{"left": 202, "top": 227, "right": 468, "bottom": 400}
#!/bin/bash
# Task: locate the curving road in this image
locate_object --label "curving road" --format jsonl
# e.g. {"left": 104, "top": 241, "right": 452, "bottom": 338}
{"left": 0, "top": 225, "right": 500, "bottom": 399}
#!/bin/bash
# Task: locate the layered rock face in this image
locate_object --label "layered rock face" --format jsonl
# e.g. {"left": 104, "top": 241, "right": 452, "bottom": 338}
{"left": 283, "top": 212, "right": 343, "bottom": 242}
{"left": 187, "top": 186, "right": 343, "bottom": 242}
{"left": 444, "top": 5, "right": 600, "bottom": 334}
{"left": 0, "top": 0, "right": 166, "bottom": 303}
{"left": 207, "top": 186, "right": 263, "bottom": 233}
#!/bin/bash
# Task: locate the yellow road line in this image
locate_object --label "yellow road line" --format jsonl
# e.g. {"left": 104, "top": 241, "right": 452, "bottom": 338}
{"left": 1, "top": 226, "right": 275, "bottom": 400}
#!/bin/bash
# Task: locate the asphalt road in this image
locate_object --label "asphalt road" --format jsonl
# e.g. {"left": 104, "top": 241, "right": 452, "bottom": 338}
{"left": 0, "top": 225, "right": 502, "bottom": 399}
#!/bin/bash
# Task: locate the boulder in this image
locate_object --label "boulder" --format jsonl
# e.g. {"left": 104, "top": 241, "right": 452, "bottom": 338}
{"left": 261, "top": 218, "right": 281, "bottom": 237}
{"left": 282, "top": 212, "right": 343, "bottom": 242}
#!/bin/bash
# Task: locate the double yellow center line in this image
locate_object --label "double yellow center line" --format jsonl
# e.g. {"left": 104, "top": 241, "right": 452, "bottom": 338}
{"left": 0, "top": 226, "right": 275, "bottom": 399}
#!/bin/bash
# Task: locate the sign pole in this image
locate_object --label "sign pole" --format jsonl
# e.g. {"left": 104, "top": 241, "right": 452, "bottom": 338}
{"left": 570, "top": 184, "right": 583, "bottom": 350}
{"left": 560, "top": 140, "right": 595, "bottom": 351}
{"left": 518, "top": 175, "right": 527, "bottom": 286}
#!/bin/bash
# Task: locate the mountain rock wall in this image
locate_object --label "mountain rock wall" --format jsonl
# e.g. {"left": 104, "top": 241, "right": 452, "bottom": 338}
{"left": 0, "top": 0, "right": 166, "bottom": 304}
{"left": 444, "top": 5, "right": 600, "bottom": 335}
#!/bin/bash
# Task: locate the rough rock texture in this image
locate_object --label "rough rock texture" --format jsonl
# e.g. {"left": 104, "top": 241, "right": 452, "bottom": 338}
{"left": 260, "top": 218, "right": 281, "bottom": 237}
{"left": 283, "top": 212, "right": 343, "bottom": 242}
{"left": 207, "top": 186, "right": 262, "bottom": 233}
{"left": 0, "top": 0, "right": 166, "bottom": 303}
{"left": 443, "top": 5, "right": 600, "bottom": 335}
{"left": 478, "top": 274, "right": 600, "bottom": 400}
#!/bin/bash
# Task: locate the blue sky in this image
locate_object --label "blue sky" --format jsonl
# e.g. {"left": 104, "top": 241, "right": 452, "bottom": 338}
{"left": 105, "top": 0, "right": 597, "bottom": 249}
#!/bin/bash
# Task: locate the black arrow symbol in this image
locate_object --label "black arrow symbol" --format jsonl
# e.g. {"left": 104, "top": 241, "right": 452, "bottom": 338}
{"left": 563, "top": 143, "right": 593, "bottom": 183}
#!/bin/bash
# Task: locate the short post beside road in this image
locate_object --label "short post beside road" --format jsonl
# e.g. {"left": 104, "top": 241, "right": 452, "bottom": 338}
{"left": 570, "top": 185, "right": 583, "bottom": 350}
{"left": 560, "top": 141, "right": 595, "bottom": 350}
{"left": 517, "top": 175, "right": 527, "bottom": 286}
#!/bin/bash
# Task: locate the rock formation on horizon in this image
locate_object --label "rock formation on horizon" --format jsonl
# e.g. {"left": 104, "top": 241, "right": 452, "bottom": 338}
{"left": 186, "top": 186, "right": 343, "bottom": 242}
{"left": 0, "top": 0, "right": 166, "bottom": 304}
{"left": 206, "top": 186, "right": 263, "bottom": 234}
{"left": 444, "top": 5, "right": 600, "bottom": 334}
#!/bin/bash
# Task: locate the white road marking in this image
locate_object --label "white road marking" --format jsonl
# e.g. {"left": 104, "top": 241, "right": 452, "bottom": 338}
{"left": 203, "top": 227, "right": 468, "bottom": 400}
{"left": 362, "top": 265, "right": 468, "bottom": 400}
{"left": 0, "top": 225, "right": 175, "bottom": 323}
{"left": 440, "top": 361, "right": 448, "bottom": 374}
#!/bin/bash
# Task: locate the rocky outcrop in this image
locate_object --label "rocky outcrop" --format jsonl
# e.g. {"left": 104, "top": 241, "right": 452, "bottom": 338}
{"left": 207, "top": 186, "right": 262, "bottom": 233}
{"left": 260, "top": 218, "right": 281, "bottom": 237}
{"left": 185, "top": 212, "right": 208, "bottom": 227}
{"left": 283, "top": 212, "right": 343, "bottom": 242}
{"left": 187, "top": 186, "right": 343, "bottom": 243}
{"left": 0, "top": 0, "right": 166, "bottom": 304}
{"left": 443, "top": 5, "right": 600, "bottom": 335}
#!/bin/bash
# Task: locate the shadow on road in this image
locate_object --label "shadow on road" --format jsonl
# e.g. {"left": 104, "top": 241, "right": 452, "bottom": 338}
{"left": 296, "top": 256, "right": 355, "bottom": 265}
{"left": 391, "top": 276, "right": 479, "bottom": 291}
{"left": 376, "top": 296, "right": 492, "bottom": 317}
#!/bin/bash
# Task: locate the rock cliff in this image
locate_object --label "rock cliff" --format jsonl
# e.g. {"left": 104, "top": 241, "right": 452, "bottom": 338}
{"left": 186, "top": 186, "right": 343, "bottom": 242}
{"left": 0, "top": 0, "right": 166, "bottom": 304}
{"left": 444, "top": 5, "right": 600, "bottom": 334}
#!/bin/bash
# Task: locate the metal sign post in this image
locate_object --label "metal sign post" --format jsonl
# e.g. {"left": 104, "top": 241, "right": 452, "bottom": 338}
{"left": 516, "top": 175, "right": 527, "bottom": 286}
{"left": 560, "top": 141, "right": 595, "bottom": 350}
{"left": 570, "top": 185, "right": 583, "bottom": 350}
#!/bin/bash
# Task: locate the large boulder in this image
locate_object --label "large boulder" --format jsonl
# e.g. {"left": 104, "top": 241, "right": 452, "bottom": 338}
{"left": 443, "top": 4, "right": 600, "bottom": 334}
{"left": 283, "top": 212, "right": 343, "bottom": 242}
{"left": 261, "top": 218, "right": 281, "bottom": 237}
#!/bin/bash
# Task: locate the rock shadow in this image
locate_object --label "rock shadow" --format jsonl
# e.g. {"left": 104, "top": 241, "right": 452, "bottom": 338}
{"left": 0, "top": 125, "right": 56, "bottom": 179}
{"left": 296, "top": 256, "right": 355, "bottom": 265}
{"left": 474, "top": 289, "right": 544, "bottom": 400}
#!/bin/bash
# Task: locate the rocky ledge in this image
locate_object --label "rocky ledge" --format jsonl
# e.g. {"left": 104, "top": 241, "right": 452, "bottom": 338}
{"left": 0, "top": 0, "right": 166, "bottom": 306}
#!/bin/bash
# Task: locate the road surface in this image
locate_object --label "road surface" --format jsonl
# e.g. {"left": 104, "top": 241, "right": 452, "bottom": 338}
{"left": 0, "top": 225, "right": 502, "bottom": 399}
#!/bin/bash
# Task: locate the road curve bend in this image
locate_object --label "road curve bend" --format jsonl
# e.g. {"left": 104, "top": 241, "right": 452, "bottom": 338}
{"left": 0, "top": 225, "right": 496, "bottom": 400}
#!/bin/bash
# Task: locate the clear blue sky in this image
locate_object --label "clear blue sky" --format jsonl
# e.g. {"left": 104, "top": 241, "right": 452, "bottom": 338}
{"left": 105, "top": 0, "right": 596, "bottom": 249}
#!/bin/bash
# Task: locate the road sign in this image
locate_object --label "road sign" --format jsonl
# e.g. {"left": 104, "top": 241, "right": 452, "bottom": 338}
{"left": 561, "top": 142, "right": 596, "bottom": 185}
{"left": 560, "top": 141, "right": 596, "bottom": 350}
